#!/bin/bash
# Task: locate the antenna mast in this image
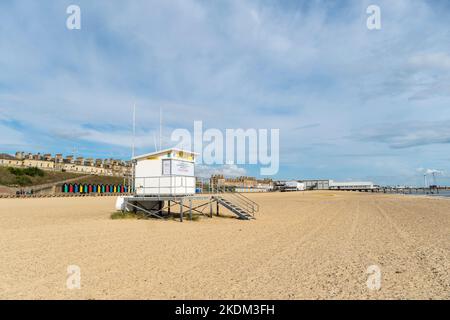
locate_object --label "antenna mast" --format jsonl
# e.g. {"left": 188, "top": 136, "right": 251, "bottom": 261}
{"left": 132, "top": 103, "right": 136, "bottom": 158}
{"left": 153, "top": 133, "right": 158, "bottom": 152}
{"left": 130, "top": 103, "right": 137, "bottom": 195}
{"left": 159, "top": 106, "right": 162, "bottom": 151}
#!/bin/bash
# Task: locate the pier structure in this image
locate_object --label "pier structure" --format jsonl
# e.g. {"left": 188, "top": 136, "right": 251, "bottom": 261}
{"left": 369, "top": 186, "right": 441, "bottom": 195}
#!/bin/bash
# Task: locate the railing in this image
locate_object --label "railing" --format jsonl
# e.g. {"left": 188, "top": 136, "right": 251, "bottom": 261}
{"left": 233, "top": 191, "right": 260, "bottom": 213}
{"left": 213, "top": 185, "right": 259, "bottom": 216}
{"left": 134, "top": 175, "right": 196, "bottom": 196}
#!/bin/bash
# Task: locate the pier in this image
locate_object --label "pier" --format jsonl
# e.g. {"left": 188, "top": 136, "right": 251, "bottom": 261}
{"left": 349, "top": 186, "right": 446, "bottom": 195}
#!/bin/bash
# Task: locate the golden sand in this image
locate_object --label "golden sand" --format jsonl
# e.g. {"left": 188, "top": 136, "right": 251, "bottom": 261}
{"left": 0, "top": 191, "right": 449, "bottom": 299}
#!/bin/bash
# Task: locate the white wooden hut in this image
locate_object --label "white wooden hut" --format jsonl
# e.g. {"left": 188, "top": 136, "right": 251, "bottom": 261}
{"left": 132, "top": 148, "right": 197, "bottom": 196}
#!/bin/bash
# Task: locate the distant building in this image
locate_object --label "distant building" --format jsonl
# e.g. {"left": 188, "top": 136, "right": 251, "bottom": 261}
{"left": 0, "top": 151, "right": 131, "bottom": 177}
{"left": 0, "top": 153, "right": 22, "bottom": 168}
{"left": 75, "top": 157, "right": 85, "bottom": 166}
{"left": 95, "top": 159, "right": 104, "bottom": 167}
{"left": 210, "top": 175, "right": 273, "bottom": 190}
{"left": 329, "top": 180, "right": 374, "bottom": 190}
{"left": 299, "top": 179, "right": 331, "bottom": 190}
{"left": 64, "top": 155, "right": 74, "bottom": 164}
{"left": 292, "top": 179, "right": 374, "bottom": 191}
{"left": 15, "top": 151, "right": 25, "bottom": 160}
{"left": 55, "top": 154, "right": 63, "bottom": 163}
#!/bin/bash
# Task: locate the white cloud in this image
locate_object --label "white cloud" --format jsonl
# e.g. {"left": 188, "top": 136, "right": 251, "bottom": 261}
{"left": 356, "top": 120, "right": 450, "bottom": 149}
{"left": 409, "top": 52, "right": 450, "bottom": 70}
{"left": 67, "top": 129, "right": 156, "bottom": 149}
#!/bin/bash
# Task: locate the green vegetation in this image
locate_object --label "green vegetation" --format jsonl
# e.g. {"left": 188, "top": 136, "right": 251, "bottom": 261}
{"left": 0, "top": 166, "right": 128, "bottom": 188}
{"left": 110, "top": 211, "right": 148, "bottom": 220}
{"left": 8, "top": 167, "right": 45, "bottom": 177}
{"left": 111, "top": 211, "right": 201, "bottom": 221}
{"left": 4, "top": 167, "right": 46, "bottom": 186}
{"left": 78, "top": 175, "right": 126, "bottom": 186}
{"left": 0, "top": 167, "right": 84, "bottom": 187}
{"left": 188, "top": 214, "right": 201, "bottom": 221}
{"left": 167, "top": 213, "right": 201, "bottom": 221}
{"left": 14, "top": 175, "right": 32, "bottom": 186}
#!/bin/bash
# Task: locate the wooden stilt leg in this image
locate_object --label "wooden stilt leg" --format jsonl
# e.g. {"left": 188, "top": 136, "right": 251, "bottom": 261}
{"left": 189, "top": 199, "right": 192, "bottom": 220}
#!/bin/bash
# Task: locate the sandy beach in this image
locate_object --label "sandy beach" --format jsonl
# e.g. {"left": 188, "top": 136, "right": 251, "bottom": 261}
{"left": 0, "top": 191, "right": 448, "bottom": 299}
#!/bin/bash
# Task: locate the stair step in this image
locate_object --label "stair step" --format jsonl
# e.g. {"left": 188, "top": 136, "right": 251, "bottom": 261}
{"left": 215, "top": 196, "right": 254, "bottom": 220}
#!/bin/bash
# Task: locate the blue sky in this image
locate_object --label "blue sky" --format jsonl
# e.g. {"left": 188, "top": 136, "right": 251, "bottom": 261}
{"left": 1, "top": 0, "right": 450, "bottom": 185}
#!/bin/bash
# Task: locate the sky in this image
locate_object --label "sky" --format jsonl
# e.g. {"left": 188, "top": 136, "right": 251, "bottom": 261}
{"left": 1, "top": 0, "right": 450, "bottom": 185}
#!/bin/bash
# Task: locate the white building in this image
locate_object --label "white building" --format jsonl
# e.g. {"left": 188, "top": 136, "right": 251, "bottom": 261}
{"left": 283, "top": 181, "right": 305, "bottom": 191}
{"left": 329, "top": 180, "right": 374, "bottom": 190}
{"left": 132, "top": 148, "right": 197, "bottom": 196}
{"left": 298, "top": 179, "right": 331, "bottom": 190}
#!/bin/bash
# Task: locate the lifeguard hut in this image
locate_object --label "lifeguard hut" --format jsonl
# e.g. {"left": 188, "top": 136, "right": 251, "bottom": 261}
{"left": 133, "top": 148, "right": 197, "bottom": 196}
{"left": 116, "top": 148, "right": 259, "bottom": 221}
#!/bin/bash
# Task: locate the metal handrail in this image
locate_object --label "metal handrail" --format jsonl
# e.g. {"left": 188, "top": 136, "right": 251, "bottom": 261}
{"left": 214, "top": 185, "right": 259, "bottom": 216}
{"left": 134, "top": 175, "right": 195, "bottom": 196}
{"left": 232, "top": 191, "right": 260, "bottom": 213}
{"left": 221, "top": 189, "right": 252, "bottom": 213}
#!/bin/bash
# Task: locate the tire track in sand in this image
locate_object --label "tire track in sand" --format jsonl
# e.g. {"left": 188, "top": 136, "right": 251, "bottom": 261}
{"left": 373, "top": 200, "right": 449, "bottom": 298}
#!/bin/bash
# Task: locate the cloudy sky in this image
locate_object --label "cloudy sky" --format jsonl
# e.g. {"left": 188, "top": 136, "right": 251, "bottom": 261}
{"left": 1, "top": 0, "right": 450, "bottom": 185}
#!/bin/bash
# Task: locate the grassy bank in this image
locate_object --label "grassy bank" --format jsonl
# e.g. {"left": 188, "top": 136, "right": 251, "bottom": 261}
{"left": 0, "top": 166, "right": 126, "bottom": 188}
{"left": 77, "top": 175, "right": 126, "bottom": 186}
{"left": 0, "top": 167, "right": 83, "bottom": 187}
